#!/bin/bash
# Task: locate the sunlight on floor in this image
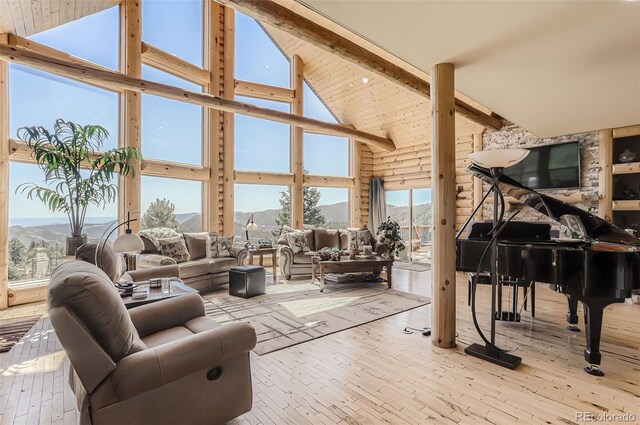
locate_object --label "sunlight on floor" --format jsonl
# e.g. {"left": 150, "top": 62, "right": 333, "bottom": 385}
{"left": 1, "top": 350, "right": 65, "bottom": 377}
{"left": 280, "top": 296, "right": 360, "bottom": 317}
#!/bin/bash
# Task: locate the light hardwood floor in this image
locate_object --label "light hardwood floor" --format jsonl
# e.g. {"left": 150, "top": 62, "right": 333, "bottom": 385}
{"left": 1, "top": 270, "right": 639, "bottom": 425}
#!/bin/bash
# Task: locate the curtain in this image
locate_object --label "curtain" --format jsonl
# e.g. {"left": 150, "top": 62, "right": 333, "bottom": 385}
{"left": 368, "top": 178, "right": 386, "bottom": 234}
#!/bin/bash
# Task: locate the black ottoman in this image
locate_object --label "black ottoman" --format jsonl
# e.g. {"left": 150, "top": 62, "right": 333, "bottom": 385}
{"left": 229, "top": 265, "right": 266, "bottom": 298}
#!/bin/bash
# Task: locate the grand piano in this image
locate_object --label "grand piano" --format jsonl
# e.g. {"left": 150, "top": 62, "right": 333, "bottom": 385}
{"left": 457, "top": 164, "right": 640, "bottom": 376}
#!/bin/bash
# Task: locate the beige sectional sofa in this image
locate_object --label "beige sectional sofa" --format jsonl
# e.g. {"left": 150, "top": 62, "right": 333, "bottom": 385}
{"left": 278, "top": 228, "right": 385, "bottom": 279}
{"left": 137, "top": 230, "right": 247, "bottom": 293}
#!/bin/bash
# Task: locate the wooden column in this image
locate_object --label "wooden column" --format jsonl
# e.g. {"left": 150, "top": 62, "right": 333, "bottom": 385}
{"left": 472, "top": 132, "right": 484, "bottom": 221}
{"left": 119, "top": 0, "right": 142, "bottom": 232}
{"left": 290, "top": 54, "right": 304, "bottom": 228}
{"left": 222, "top": 6, "right": 235, "bottom": 235}
{"left": 431, "top": 63, "right": 456, "bottom": 348}
{"left": 598, "top": 129, "right": 613, "bottom": 222}
{"left": 203, "top": 0, "right": 222, "bottom": 232}
{"left": 350, "top": 139, "right": 362, "bottom": 227}
{"left": 0, "top": 61, "right": 9, "bottom": 310}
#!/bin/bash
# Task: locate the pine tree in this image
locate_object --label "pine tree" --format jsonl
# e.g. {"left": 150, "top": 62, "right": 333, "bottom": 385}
{"left": 141, "top": 198, "right": 179, "bottom": 229}
{"left": 275, "top": 185, "right": 326, "bottom": 231}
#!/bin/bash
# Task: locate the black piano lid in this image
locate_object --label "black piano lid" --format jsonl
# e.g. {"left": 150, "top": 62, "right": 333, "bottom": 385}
{"left": 468, "top": 164, "right": 640, "bottom": 246}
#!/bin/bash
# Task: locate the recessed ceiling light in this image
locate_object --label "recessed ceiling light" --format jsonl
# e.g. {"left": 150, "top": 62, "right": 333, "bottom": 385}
{"left": 349, "top": 83, "right": 354, "bottom": 88}
{"left": 361, "top": 76, "right": 369, "bottom": 84}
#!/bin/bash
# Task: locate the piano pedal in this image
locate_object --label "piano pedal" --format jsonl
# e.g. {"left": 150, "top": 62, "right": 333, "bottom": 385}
{"left": 584, "top": 364, "right": 604, "bottom": 377}
{"left": 567, "top": 325, "right": 581, "bottom": 332}
{"left": 496, "top": 312, "right": 521, "bottom": 322}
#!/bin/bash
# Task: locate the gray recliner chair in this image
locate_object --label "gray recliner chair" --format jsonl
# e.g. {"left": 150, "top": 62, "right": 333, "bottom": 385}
{"left": 48, "top": 261, "right": 257, "bottom": 425}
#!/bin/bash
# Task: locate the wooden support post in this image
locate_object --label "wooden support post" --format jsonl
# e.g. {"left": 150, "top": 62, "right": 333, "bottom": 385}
{"left": 119, "top": 0, "right": 142, "bottom": 233}
{"left": 598, "top": 129, "right": 613, "bottom": 222}
{"left": 203, "top": 0, "right": 222, "bottom": 232}
{"left": 431, "top": 63, "right": 456, "bottom": 349}
{"left": 0, "top": 60, "right": 9, "bottom": 310}
{"left": 222, "top": 6, "right": 235, "bottom": 235}
{"left": 350, "top": 139, "right": 362, "bottom": 227}
{"left": 290, "top": 54, "right": 304, "bottom": 228}
{"left": 472, "top": 132, "right": 484, "bottom": 221}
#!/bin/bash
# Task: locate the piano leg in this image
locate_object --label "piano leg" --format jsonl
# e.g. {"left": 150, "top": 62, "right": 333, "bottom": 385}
{"left": 566, "top": 296, "right": 580, "bottom": 332}
{"left": 581, "top": 300, "right": 606, "bottom": 376}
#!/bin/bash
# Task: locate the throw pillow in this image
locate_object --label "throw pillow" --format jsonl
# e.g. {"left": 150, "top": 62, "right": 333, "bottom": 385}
{"left": 346, "top": 229, "right": 359, "bottom": 251}
{"left": 357, "top": 229, "right": 372, "bottom": 247}
{"left": 207, "top": 235, "right": 235, "bottom": 258}
{"left": 138, "top": 227, "right": 179, "bottom": 250}
{"left": 286, "top": 231, "right": 310, "bottom": 254}
{"left": 157, "top": 235, "right": 190, "bottom": 263}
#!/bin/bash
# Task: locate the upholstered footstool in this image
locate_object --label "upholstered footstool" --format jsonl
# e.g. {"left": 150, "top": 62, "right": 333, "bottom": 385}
{"left": 229, "top": 265, "right": 266, "bottom": 298}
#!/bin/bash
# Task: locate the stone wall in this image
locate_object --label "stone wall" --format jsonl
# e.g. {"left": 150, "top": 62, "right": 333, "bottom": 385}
{"left": 481, "top": 121, "right": 600, "bottom": 230}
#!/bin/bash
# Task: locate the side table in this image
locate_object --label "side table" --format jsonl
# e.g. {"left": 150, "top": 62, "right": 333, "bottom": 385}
{"left": 248, "top": 247, "right": 277, "bottom": 280}
{"left": 123, "top": 279, "right": 198, "bottom": 309}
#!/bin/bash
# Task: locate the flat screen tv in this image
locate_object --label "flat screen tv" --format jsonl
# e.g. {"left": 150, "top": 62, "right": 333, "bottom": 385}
{"left": 502, "top": 141, "right": 580, "bottom": 189}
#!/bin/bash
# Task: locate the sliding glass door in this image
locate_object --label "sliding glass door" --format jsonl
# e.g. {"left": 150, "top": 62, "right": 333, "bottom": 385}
{"left": 385, "top": 188, "right": 432, "bottom": 263}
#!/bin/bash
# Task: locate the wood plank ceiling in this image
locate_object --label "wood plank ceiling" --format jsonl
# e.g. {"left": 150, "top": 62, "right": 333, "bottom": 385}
{"left": 0, "top": 0, "right": 119, "bottom": 37}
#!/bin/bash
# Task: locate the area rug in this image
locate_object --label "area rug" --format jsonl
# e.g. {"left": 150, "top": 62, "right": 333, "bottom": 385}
{"left": 0, "top": 315, "right": 41, "bottom": 353}
{"left": 393, "top": 262, "right": 431, "bottom": 272}
{"left": 203, "top": 282, "right": 430, "bottom": 355}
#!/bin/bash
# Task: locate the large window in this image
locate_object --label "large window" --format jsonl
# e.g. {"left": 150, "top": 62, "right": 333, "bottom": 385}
{"left": 235, "top": 96, "right": 290, "bottom": 173}
{"left": 235, "top": 13, "right": 289, "bottom": 87}
{"left": 141, "top": 177, "right": 202, "bottom": 232}
{"left": 234, "top": 185, "right": 289, "bottom": 242}
{"left": 8, "top": 163, "right": 117, "bottom": 284}
{"left": 304, "top": 187, "right": 348, "bottom": 229}
{"left": 386, "top": 188, "right": 432, "bottom": 263}
{"left": 142, "top": 0, "right": 203, "bottom": 66}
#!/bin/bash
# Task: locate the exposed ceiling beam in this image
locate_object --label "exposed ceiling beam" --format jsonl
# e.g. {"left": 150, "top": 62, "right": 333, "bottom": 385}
{"left": 0, "top": 43, "right": 396, "bottom": 151}
{"left": 215, "top": 0, "right": 503, "bottom": 131}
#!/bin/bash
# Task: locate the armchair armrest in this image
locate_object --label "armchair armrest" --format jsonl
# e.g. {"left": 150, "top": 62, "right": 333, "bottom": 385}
{"left": 128, "top": 293, "right": 204, "bottom": 338}
{"left": 137, "top": 253, "right": 177, "bottom": 268}
{"left": 107, "top": 322, "right": 256, "bottom": 402}
{"left": 232, "top": 245, "right": 248, "bottom": 265}
{"left": 127, "top": 264, "right": 179, "bottom": 282}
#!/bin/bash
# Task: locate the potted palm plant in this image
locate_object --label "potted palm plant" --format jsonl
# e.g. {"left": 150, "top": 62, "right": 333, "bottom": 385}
{"left": 16, "top": 119, "right": 142, "bottom": 256}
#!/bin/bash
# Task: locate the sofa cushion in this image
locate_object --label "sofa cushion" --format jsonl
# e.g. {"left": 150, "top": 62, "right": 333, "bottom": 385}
{"left": 183, "top": 232, "right": 213, "bottom": 261}
{"left": 48, "top": 261, "right": 146, "bottom": 362}
{"left": 304, "top": 229, "right": 314, "bottom": 250}
{"left": 339, "top": 230, "right": 349, "bottom": 250}
{"left": 142, "top": 326, "right": 194, "bottom": 349}
{"left": 158, "top": 235, "right": 190, "bottom": 263}
{"left": 293, "top": 252, "right": 315, "bottom": 264}
{"left": 285, "top": 231, "right": 310, "bottom": 254}
{"left": 75, "top": 242, "right": 126, "bottom": 283}
{"left": 139, "top": 235, "right": 159, "bottom": 254}
{"left": 178, "top": 259, "right": 211, "bottom": 279}
{"left": 313, "top": 229, "right": 340, "bottom": 251}
{"left": 207, "top": 257, "right": 237, "bottom": 274}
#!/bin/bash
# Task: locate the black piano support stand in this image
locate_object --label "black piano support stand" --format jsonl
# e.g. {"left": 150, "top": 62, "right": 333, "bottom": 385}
{"left": 566, "top": 296, "right": 580, "bottom": 332}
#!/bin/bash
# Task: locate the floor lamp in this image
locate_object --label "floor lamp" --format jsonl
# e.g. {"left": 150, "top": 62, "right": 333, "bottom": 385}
{"left": 465, "top": 148, "right": 529, "bottom": 370}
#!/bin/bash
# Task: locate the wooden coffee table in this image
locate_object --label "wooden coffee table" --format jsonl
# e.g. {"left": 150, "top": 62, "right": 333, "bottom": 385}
{"left": 122, "top": 279, "right": 198, "bottom": 309}
{"left": 311, "top": 257, "right": 393, "bottom": 292}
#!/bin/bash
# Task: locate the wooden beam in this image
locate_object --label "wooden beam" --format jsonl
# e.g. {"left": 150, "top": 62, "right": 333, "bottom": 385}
{"left": 472, "top": 132, "right": 483, "bottom": 221}
{"left": 234, "top": 170, "right": 294, "bottom": 186}
{"left": 1, "top": 33, "right": 121, "bottom": 92}
{"left": 222, "top": 6, "right": 235, "bottom": 235}
{"left": 303, "top": 174, "right": 354, "bottom": 188}
{"left": 598, "top": 129, "right": 613, "bottom": 222}
{"left": 290, "top": 54, "right": 304, "bottom": 229}
{"left": 141, "top": 41, "right": 211, "bottom": 86}
{"left": 235, "top": 79, "right": 294, "bottom": 103}
{"left": 431, "top": 63, "right": 456, "bottom": 349}
{"left": 613, "top": 161, "right": 640, "bottom": 175}
{"left": 0, "top": 42, "right": 396, "bottom": 151}
{"left": 203, "top": 0, "right": 222, "bottom": 233}
{"left": 141, "top": 159, "right": 209, "bottom": 181}
{"left": 612, "top": 200, "right": 640, "bottom": 212}
{"left": 120, "top": 0, "right": 142, "bottom": 233}
{"left": 0, "top": 59, "right": 8, "bottom": 310}
{"left": 214, "top": 0, "right": 502, "bottom": 131}
{"left": 612, "top": 124, "right": 640, "bottom": 139}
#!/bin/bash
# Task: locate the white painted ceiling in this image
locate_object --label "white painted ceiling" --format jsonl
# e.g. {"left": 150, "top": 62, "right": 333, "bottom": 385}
{"left": 299, "top": 0, "right": 640, "bottom": 137}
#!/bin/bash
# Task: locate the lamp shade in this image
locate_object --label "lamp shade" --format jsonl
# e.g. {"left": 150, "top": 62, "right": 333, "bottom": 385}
{"left": 468, "top": 149, "right": 529, "bottom": 169}
{"left": 113, "top": 231, "right": 145, "bottom": 253}
{"left": 247, "top": 222, "right": 258, "bottom": 231}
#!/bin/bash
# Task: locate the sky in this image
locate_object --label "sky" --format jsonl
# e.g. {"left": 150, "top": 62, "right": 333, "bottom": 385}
{"left": 6, "top": 1, "right": 428, "bottom": 222}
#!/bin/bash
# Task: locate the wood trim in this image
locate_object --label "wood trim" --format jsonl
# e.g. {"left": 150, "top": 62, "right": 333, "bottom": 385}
{"left": 290, "top": 54, "right": 304, "bottom": 228}
{"left": 141, "top": 41, "right": 211, "bottom": 86}
{"left": 0, "top": 60, "right": 8, "bottom": 310}
{"left": 612, "top": 200, "right": 640, "bottom": 212}
{"left": 612, "top": 124, "right": 640, "bottom": 139}
{"left": 141, "top": 159, "right": 209, "bottom": 181}
{"left": 303, "top": 174, "right": 355, "bottom": 188}
{"left": 235, "top": 79, "right": 294, "bottom": 103}
{"left": 350, "top": 139, "right": 362, "bottom": 227}
{"left": 215, "top": 0, "right": 502, "bottom": 131}
{"left": 8, "top": 138, "right": 103, "bottom": 166}
{"left": 598, "top": 129, "right": 613, "bottom": 221}
{"left": 612, "top": 161, "right": 640, "bottom": 175}
{"left": 0, "top": 43, "right": 396, "bottom": 151}
{"left": 234, "top": 170, "right": 294, "bottom": 185}
{"left": 119, "top": 0, "right": 142, "bottom": 233}
{"left": 472, "top": 132, "right": 483, "bottom": 220}
{"left": 1, "top": 33, "right": 122, "bottom": 93}
{"left": 7, "top": 282, "right": 48, "bottom": 307}
{"left": 222, "top": 6, "right": 235, "bottom": 235}
{"left": 430, "top": 63, "right": 456, "bottom": 349}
